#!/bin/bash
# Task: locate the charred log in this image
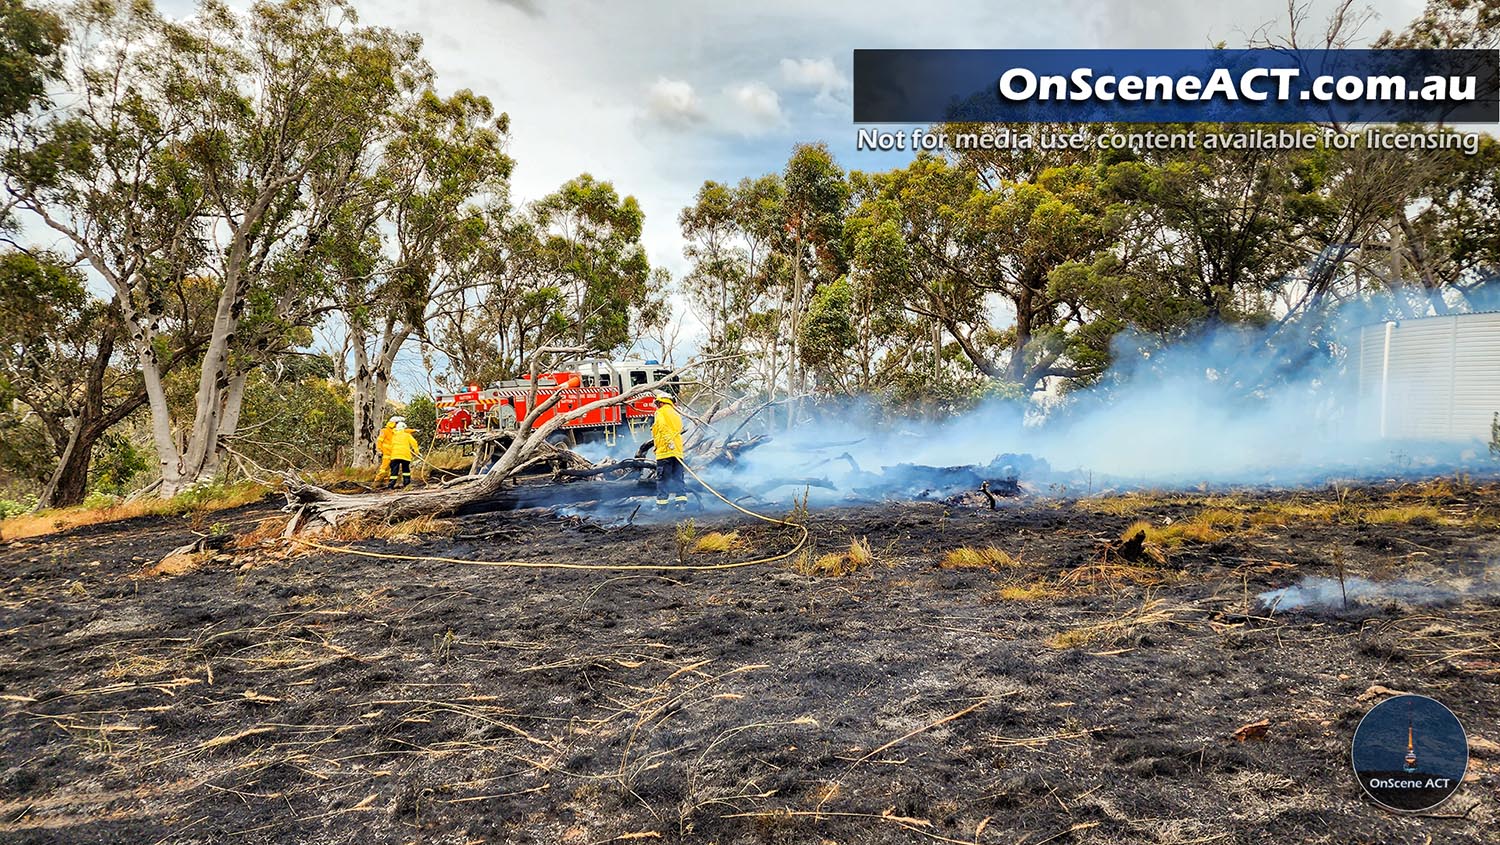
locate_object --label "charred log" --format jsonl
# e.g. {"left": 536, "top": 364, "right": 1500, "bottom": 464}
{"left": 554, "top": 459, "right": 658, "bottom": 480}
{"left": 702, "top": 434, "right": 771, "bottom": 467}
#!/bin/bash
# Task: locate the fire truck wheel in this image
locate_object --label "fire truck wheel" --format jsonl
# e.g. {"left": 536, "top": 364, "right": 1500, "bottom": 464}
{"left": 546, "top": 431, "right": 576, "bottom": 448}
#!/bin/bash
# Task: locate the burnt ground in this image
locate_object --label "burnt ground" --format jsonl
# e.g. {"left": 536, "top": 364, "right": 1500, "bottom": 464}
{"left": 1, "top": 482, "right": 1498, "bottom": 845}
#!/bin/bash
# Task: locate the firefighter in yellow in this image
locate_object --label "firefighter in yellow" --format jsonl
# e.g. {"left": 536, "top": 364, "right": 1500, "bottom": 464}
{"left": 387, "top": 421, "right": 421, "bottom": 489}
{"left": 651, "top": 391, "right": 688, "bottom": 509}
{"left": 374, "top": 418, "right": 398, "bottom": 483}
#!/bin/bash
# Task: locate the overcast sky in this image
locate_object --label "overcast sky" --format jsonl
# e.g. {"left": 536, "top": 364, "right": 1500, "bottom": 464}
{"left": 153, "top": 0, "right": 1427, "bottom": 281}
{"left": 146, "top": 0, "right": 1430, "bottom": 391}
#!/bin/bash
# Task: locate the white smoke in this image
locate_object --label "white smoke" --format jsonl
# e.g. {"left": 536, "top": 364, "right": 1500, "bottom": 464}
{"left": 713, "top": 295, "right": 1493, "bottom": 498}
{"left": 1258, "top": 570, "right": 1500, "bottom": 611}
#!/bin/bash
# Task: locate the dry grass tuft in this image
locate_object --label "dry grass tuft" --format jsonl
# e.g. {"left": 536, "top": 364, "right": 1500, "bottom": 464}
{"left": 1047, "top": 596, "right": 1178, "bottom": 649}
{"left": 1122, "top": 508, "right": 1242, "bottom": 547}
{"left": 233, "top": 517, "right": 288, "bottom": 549}
{"left": 940, "top": 545, "right": 1021, "bottom": 570}
{"left": 333, "top": 514, "right": 450, "bottom": 543}
{"left": 1078, "top": 495, "right": 1154, "bottom": 516}
{"left": 992, "top": 578, "right": 1062, "bottom": 601}
{"left": 793, "top": 536, "right": 876, "bottom": 577}
{"left": 1363, "top": 504, "right": 1442, "bottom": 525}
{"left": 692, "top": 530, "right": 746, "bottom": 554}
{"left": 846, "top": 536, "right": 874, "bottom": 568}
{"left": 137, "top": 550, "right": 211, "bottom": 578}
{"left": 1062, "top": 561, "right": 1174, "bottom": 588}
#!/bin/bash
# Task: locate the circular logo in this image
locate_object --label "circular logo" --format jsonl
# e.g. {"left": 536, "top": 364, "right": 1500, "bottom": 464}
{"left": 1351, "top": 694, "right": 1468, "bottom": 812}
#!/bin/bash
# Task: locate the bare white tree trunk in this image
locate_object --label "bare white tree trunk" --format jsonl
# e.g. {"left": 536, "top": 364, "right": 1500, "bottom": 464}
{"left": 350, "top": 318, "right": 410, "bottom": 468}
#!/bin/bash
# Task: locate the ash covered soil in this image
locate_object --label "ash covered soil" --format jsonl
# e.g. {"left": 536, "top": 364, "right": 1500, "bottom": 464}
{"left": 2, "top": 482, "right": 1498, "bottom": 844}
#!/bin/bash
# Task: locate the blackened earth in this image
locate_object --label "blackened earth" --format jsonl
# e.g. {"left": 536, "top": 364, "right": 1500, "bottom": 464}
{"left": 1, "top": 483, "right": 1497, "bottom": 844}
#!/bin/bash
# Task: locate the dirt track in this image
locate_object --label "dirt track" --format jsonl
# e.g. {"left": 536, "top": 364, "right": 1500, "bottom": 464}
{"left": 1, "top": 483, "right": 1497, "bottom": 844}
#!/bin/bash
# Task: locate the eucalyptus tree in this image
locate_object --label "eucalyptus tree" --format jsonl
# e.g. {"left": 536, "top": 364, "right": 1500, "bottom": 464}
{"left": 848, "top": 150, "right": 1128, "bottom": 397}
{"left": 0, "top": 0, "right": 63, "bottom": 124}
{"left": 530, "top": 173, "right": 652, "bottom": 353}
{"left": 781, "top": 143, "right": 850, "bottom": 406}
{"left": 4, "top": 0, "right": 427, "bottom": 494}
{"left": 678, "top": 175, "right": 784, "bottom": 392}
{"left": 426, "top": 174, "right": 657, "bottom": 392}
{"left": 336, "top": 88, "right": 514, "bottom": 466}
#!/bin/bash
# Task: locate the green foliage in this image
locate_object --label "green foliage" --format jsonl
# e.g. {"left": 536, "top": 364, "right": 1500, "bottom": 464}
{"left": 232, "top": 369, "right": 354, "bottom": 471}
{"left": 0, "top": 494, "right": 36, "bottom": 519}
{"left": 0, "top": 402, "right": 52, "bottom": 487}
{"left": 403, "top": 395, "right": 437, "bottom": 443}
{"left": 0, "top": 0, "right": 64, "bottom": 122}
{"left": 883, "top": 370, "right": 1025, "bottom": 420}
{"left": 80, "top": 490, "right": 118, "bottom": 510}
{"left": 784, "top": 142, "right": 851, "bottom": 276}
{"left": 167, "top": 478, "right": 266, "bottom": 512}
{"left": 531, "top": 173, "right": 652, "bottom": 352}
{"left": 799, "top": 276, "right": 856, "bottom": 377}
{"left": 91, "top": 433, "right": 149, "bottom": 495}
{"left": 0, "top": 250, "right": 125, "bottom": 503}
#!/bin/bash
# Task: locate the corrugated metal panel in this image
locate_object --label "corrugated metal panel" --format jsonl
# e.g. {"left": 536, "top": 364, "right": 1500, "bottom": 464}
{"left": 1452, "top": 313, "right": 1500, "bottom": 440}
{"left": 1357, "top": 313, "right": 1500, "bottom": 442}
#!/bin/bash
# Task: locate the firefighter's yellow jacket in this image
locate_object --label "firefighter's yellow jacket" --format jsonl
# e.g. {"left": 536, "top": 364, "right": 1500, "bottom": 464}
{"left": 652, "top": 402, "right": 684, "bottom": 460}
{"left": 388, "top": 429, "right": 421, "bottom": 461}
{"left": 376, "top": 423, "right": 395, "bottom": 457}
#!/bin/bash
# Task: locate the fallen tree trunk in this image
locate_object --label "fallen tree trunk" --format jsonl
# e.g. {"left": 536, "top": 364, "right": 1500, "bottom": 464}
{"left": 451, "top": 479, "right": 656, "bottom": 514}
{"left": 701, "top": 434, "right": 771, "bottom": 468}
{"left": 283, "top": 354, "right": 737, "bottom": 529}
{"left": 554, "top": 458, "right": 657, "bottom": 480}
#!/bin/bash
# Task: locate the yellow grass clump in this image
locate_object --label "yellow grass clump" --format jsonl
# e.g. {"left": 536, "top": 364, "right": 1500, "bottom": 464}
{"left": 940, "top": 545, "right": 1021, "bottom": 570}
{"left": 332, "top": 514, "right": 451, "bottom": 543}
{"left": 1046, "top": 596, "right": 1178, "bottom": 649}
{"left": 1363, "top": 504, "right": 1442, "bottom": 525}
{"left": 1122, "top": 507, "right": 1242, "bottom": 547}
{"left": 794, "top": 536, "right": 875, "bottom": 577}
{"left": 993, "top": 578, "right": 1062, "bottom": 601}
{"left": 1061, "top": 561, "right": 1175, "bottom": 588}
{"left": 1078, "top": 495, "right": 1153, "bottom": 516}
{"left": 692, "top": 530, "right": 746, "bottom": 554}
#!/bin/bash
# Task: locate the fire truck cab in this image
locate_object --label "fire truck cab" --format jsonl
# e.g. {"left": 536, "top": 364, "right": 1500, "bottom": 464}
{"left": 433, "top": 358, "right": 676, "bottom": 449}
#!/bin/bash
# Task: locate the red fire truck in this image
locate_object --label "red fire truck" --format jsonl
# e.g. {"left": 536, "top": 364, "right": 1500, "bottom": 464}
{"left": 434, "top": 358, "right": 674, "bottom": 447}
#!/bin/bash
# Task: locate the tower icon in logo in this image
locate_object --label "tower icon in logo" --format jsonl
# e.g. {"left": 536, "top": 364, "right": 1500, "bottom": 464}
{"left": 1403, "top": 718, "right": 1418, "bottom": 773}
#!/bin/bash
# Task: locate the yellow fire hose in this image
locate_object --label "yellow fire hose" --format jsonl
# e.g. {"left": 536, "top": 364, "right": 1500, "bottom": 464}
{"left": 290, "top": 461, "right": 808, "bottom": 572}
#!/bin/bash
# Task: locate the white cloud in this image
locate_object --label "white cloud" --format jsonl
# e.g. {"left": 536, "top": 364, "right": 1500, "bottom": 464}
{"left": 727, "top": 81, "right": 784, "bottom": 134}
{"left": 779, "top": 56, "right": 850, "bottom": 108}
{"left": 644, "top": 76, "right": 704, "bottom": 127}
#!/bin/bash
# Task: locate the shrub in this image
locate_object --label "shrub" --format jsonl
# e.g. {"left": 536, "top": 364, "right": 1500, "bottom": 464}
{"left": 0, "top": 496, "right": 37, "bottom": 520}
{"left": 91, "top": 433, "right": 150, "bottom": 495}
{"left": 81, "top": 491, "right": 119, "bottom": 509}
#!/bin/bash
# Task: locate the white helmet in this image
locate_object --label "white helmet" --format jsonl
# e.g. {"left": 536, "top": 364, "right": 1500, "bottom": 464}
{"left": 653, "top": 390, "right": 675, "bottom": 403}
{"left": 395, "top": 421, "right": 408, "bottom": 430}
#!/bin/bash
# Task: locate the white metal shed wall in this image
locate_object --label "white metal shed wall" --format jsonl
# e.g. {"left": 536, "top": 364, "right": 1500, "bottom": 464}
{"left": 1355, "top": 312, "right": 1500, "bottom": 442}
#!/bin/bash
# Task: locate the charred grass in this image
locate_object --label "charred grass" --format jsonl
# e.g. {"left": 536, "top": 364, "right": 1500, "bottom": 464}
{"left": 0, "top": 480, "right": 1497, "bottom": 844}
